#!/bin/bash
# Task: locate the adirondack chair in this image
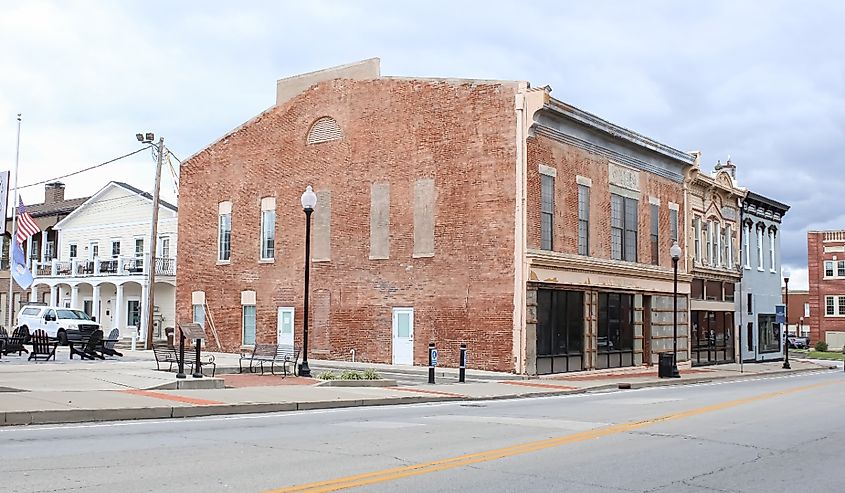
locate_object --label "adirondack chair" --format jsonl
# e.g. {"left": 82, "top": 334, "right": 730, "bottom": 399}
{"left": 101, "top": 328, "right": 123, "bottom": 357}
{"left": 2, "top": 327, "right": 29, "bottom": 356}
{"left": 28, "top": 329, "right": 58, "bottom": 362}
{"left": 69, "top": 329, "right": 105, "bottom": 360}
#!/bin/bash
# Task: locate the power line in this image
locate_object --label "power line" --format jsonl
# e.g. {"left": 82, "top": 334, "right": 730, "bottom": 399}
{"left": 16, "top": 146, "right": 151, "bottom": 191}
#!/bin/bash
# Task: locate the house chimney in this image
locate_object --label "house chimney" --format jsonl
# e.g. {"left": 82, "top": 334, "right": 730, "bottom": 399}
{"left": 44, "top": 182, "right": 65, "bottom": 204}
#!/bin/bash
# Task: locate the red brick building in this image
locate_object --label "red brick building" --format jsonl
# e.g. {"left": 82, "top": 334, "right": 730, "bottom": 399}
{"left": 781, "top": 289, "right": 810, "bottom": 339}
{"left": 177, "top": 59, "right": 693, "bottom": 374}
{"left": 807, "top": 230, "right": 845, "bottom": 349}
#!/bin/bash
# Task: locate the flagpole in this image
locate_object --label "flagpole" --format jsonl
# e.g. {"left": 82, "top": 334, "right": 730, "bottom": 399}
{"left": 6, "top": 114, "right": 22, "bottom": 330}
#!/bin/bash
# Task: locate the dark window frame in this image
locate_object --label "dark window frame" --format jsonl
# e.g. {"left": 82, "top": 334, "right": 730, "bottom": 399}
{"left": 577, "top": 185, "right": 590, "bottom": 256}
{"left": 650, "top": 203, "right": 659, "bottom": 265}
{"left": 611, "top": 194, "right": 638, "bottom": 262}
{"left": 540, "top": 175, "right": 554, "bottom": 251}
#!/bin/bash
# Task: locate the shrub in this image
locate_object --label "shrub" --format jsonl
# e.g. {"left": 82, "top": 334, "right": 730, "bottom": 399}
{"left": 316, "top": 371, "right": 337, "bottom": 380}
{"left": 339, "top": 370, "right": 363, "bottom": 380}
{"left": 362, "top": 368, "right": 380, "bottom": 380}
{"left": 814, "top": 341, "right": 829, "bottom": 352}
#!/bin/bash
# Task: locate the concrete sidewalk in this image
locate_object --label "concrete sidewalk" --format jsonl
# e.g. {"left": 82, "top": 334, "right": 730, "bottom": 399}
{"left": 0, "top": 347, "right": 833, "bottom": 426}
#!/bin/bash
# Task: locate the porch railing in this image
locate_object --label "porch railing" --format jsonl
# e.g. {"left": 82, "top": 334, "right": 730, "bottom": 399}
{"left": 31, "top": 256, "right": 177, "bottom": 278}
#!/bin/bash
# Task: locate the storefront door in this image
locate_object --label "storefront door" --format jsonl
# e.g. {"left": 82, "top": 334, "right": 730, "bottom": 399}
{"left": 691, "top": 311, "right": 734, "bottom": 365}
{"left": 536, "top": 289, "right": 584, "bottom": 374}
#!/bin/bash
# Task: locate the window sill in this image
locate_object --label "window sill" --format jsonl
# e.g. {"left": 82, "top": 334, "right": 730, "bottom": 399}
{"left": 412, "top": 253, "right": 435, "bottom": 259}
{"left": 216, "top": 260, "right": 231, "bottom": 266}
{"left": 258, "top": 258, "right": 275, "bottom": 264}
{"left": 369, "top": 256, "right": 389, "bottom": 260}
{"left": 312, "top": 258, "right": 331, "bottom": 263}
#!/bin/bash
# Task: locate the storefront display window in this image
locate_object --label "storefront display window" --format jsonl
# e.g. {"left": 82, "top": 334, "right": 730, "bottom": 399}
{"left": 758, "top": 314, "right": 780, "bottom": 353}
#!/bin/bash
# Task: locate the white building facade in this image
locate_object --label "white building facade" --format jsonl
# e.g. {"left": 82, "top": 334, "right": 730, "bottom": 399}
{"left": 28, "top": 182, "right": 178, "bottom": 341}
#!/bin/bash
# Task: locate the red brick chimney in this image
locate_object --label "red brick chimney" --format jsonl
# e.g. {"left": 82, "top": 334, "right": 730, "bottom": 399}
{"left": 44, "top": 182, "right": 65, "bottom": 204}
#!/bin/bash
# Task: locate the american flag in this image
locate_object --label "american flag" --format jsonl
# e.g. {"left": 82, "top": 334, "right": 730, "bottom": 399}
{"left": 15, "top": 197, "right": 40, "bottom": 245}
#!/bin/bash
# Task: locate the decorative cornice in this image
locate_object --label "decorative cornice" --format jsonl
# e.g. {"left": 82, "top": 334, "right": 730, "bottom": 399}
{"left": 527, "top": 250, "right": 693, "bottom": 283}
{"left": 544, "top": 99, "right": 695, "bottom": 165}
{"left": 691, "top": 265, "right": 742, "bottom": 282}
{"left": 533, "top": 125, "right": 685, "bottom": 183}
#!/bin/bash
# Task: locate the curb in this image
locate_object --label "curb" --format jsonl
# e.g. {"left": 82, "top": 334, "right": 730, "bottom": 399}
{"left": 0, "top": 367, "right": 831, "bottom": 427}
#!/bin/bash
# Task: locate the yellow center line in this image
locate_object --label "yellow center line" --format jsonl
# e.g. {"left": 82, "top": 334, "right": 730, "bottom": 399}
{"left": 268, "top": 380, "right": 837, "bottom": 493}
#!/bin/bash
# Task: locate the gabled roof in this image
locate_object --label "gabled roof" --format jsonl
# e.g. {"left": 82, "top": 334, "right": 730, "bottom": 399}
{"left": 53, "top": 181, "right": 177, "bottom": 230}
{"left": 22, "top": 196, "right": 89, "bottom": 218}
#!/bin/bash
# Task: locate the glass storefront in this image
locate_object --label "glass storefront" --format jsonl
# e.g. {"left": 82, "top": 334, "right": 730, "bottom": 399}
{"left": 758, "top": 314, "right": 780, "bottom": 353}
{"left": 536, "top": 289, "right": 584, "bottom": 374}
{"left": 691, "top": 310, "right": 734, "bottom": 365}
{"left": 597, "top": 293, "right": 634, "bottom": 369}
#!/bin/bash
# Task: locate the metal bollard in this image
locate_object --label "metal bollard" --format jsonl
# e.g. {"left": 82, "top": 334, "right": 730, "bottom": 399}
{"left": 176, "top": 330, "right": 186, "bottom": 379}
{"left": 459, "top": 343, "right": 467, "bottom": 383}
{"left": 428, "top": 342, "right": 437, "bottom": 384}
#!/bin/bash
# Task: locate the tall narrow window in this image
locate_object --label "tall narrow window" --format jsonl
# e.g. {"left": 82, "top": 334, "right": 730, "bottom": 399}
{"left": 158, "top": 236, "right": 171, "bottom": 258}
{"left": 839, "top": 261, "right": 845, "bottom": 277}
{"left": 743, "top": 224, "right": 751, "bottom": 269}
{"left": 111, "top": 240, "right": 121, "bottom": 258}
{"left": 756, "top": 227, "right": 764, "bottom": 271}
{"left": 706, "top": 221, "right": 713, "bottom": 266}
{"left": 540, "top": 175, "right": 554, "bottom": 250}
{"left": 69, "top": 244, "right": 77, "bottom": 259}
{"left": 715, "top": 223, "right": 722, "bottom": 267}
{"left": 826, "top": 296, "right": 835, "bottom": 316}
{"left": 839, "top": 296, "right": 845, "bottom": 316}
{"left": 577, "top": 184, "right": 590, "bottom": 256}
{"left": 694, "top": 217, "right": 701, "bottom": 264}
{"left": 218, "top": 201, "right": 232, "bottom": 262}
{"left": 611, "top": 194, "right": 638, "bottom": 262}
{"left": 611, "top": 194, "right": 624, "bottom": 260}
{"left": 769, "top": 229, "right": 776, "bottom": 272}
{"left": 242, "top": 305, "right": 256, "bottom": 345}
{"left": 724, "top": 225, "right": 732, "bottom": 269}
{"left": 748, "top": 293, "right": 753, "bottom": 315}
{"left": 193, "top": 304, "right": 205, "bottom": 328}
{"left": 260, "top": 197, "right": 276, "bottom": 261}
{"left": 650, "top": 204, "right": 659, "bottom": 265}
{"left": 134, "top": 238, "right": 144, "bottom": 258}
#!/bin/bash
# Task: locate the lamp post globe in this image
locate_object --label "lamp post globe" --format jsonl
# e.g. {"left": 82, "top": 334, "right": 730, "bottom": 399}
{"left": 670, "top": 241, "right": 682, "bottom": 378}
{"left": 299, "top": 185, "right": 317, "bottom": 377}
{"left": 783, "top": 267, "right": 791, "bottom": 370}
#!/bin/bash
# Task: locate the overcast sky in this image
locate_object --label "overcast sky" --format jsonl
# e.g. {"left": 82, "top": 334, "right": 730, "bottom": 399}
{"left": 2, "top": 0, "right": 843, "bottom": 288}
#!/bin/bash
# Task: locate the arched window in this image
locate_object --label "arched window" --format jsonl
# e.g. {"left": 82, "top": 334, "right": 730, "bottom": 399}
{"left": 306, "top": 117, "right": 342, "bottom": 144}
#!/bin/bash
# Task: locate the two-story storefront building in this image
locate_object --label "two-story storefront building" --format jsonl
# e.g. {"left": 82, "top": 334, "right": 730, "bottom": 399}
{"left": 684, "top": 158, "right": 745, "bottom": 365}
{"left": 176, "top": 59, "right": 693, "bottom": 375}
{"left": 807, "top": 230, "right": 845, "bottom": 349}
{"left": 738, "top": 191, "right": 790, "bottom": 362}
{"left": 27, "top": 181, "right": 178, "bottom": 341}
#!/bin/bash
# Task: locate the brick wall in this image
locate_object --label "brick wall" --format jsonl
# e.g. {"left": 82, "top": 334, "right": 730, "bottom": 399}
{"left": 177, "top": 78, "right": 519, "bottom": 371}
{"left": 807, "top": 232, "right": 845, "bottom": 345}
{"left": 527, "top": 135, "right": 686, "bottom": 265}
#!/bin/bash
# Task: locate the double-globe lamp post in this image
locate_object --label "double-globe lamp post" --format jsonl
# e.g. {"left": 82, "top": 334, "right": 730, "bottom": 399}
{"left": 298, "top": 186, "right": 317, "bottom": 378}
{"left": 670, "top": 241, "right": 682, "bottom": 378}
{"left": 783, "top": 268, "right": 791, "bottom": 370}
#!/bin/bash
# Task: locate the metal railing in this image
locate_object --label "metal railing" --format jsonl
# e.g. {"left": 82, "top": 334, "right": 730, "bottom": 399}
{"left": 31, "top": 256, "right": 177, "bottom": 278}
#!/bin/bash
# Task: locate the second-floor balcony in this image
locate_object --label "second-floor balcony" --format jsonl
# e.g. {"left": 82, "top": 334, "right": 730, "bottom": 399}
{"left": 33, "top": 256, "right": 176, "bottom": 279}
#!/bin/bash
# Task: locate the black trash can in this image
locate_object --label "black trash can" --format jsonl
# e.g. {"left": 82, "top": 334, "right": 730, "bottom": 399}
{"left": 165, "top": 327, "right": 175, "bottom": 349}
{"left": 658, "top": 352, "right": 674, "bottom": 378}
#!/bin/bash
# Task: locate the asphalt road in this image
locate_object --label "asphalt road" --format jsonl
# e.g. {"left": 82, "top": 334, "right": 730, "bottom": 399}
{"left": 2, "top": 370, "right": 843, "bottom": 493}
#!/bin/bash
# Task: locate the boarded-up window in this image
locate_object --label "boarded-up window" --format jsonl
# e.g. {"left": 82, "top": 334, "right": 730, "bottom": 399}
{"left": 413, "top": 179, "right": 435, "bottom": 257}
{"left": 313, "top": 190, "right": 331, "bottom": 261}
{"left": 370, "top": 183, "right": 390, "bottom": 259}
{"left": 306, "top": 117, "right": 342, "bottom": 144}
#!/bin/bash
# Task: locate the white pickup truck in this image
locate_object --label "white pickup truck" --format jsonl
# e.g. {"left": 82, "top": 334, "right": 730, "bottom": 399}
{"left": 17, "top": 304, "right": 101, "bottom": 345}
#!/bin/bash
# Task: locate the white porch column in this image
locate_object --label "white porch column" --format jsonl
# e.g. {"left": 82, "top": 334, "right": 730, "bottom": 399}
{"left": 92, "top": 284, "right": 101, "bottom": 324}
{"left": 70, "top": 284, "right": 80, "bottom": 309}
{"left": 50, "top": 285, "right": 57, "bottom": 306}
{"left": 114, "top": 282, "right": 124, "bottom": 332}
{"left": 40, "top": 231, "right": 47, "bottom": 262}
{"left": 30, "top": 284, "right": 38, "bottom": 302}
{"left": 25, "top": 237, "right": 32, "bottom": 268}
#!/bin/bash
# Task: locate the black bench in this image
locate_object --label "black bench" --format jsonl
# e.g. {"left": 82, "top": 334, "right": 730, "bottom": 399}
{"left": 153, "top": 343, "right": 216, "bottom": 376}
{"left": 239, "top": 343, "right": 299, "bottom": 376}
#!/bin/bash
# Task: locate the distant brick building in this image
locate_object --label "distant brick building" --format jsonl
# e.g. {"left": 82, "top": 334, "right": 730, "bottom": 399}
{"left": 807, "top": 230, "right": 845, "bottom": 349}
{"left": 781, "top": 289, "right": 810, "bottom": 339}
{"left": 177, "top": 59, "right": 694, "bottom": 374}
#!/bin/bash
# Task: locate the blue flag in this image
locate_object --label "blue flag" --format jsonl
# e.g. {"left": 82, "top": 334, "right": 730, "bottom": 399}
{"left": 11, "top": 238, "right": 33, "bottom": 290}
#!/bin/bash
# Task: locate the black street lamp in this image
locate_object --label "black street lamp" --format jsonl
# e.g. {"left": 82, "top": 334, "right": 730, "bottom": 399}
{"left": 670, "top": 241, "right": 682, "bottom": 378}
{"left": 299, "top": 185, "right": 317, "bottom": 378}
{"left": 783, "top": 268, "right": 791, "bottom": 370}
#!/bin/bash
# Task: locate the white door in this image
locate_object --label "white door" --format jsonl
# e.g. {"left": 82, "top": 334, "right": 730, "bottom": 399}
{"left": 277, "top": 307, "right": 294, "bottom": 346}
{"left": 392, "top": 308, "right": 414, "bottom": 365}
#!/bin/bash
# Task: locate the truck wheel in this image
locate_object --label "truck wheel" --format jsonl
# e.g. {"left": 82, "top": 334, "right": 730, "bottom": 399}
{"left": 58, "top": 330, "right": 68, "bottom": 346}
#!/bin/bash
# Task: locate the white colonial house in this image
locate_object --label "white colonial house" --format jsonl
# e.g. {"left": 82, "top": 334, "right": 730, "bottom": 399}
{"left": 27, "top": 181, "right": 177, "bottom": 341}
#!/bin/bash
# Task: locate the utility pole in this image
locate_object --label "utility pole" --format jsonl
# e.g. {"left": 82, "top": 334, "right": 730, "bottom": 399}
{"left": 145, "top": 137, "right": 164, "bottom": 349}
